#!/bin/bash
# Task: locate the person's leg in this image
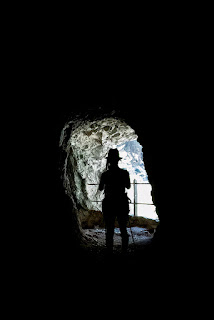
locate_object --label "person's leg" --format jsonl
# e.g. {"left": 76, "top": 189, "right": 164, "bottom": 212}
{"left": 104, "top": 214, "right": 115, "bottom": 254}
{"left": 117, "top": 215, "right": 129, "bottom": 253}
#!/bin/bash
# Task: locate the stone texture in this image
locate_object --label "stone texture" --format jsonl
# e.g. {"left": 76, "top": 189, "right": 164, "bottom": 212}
{"left": 61, "top": 117, "right": 138, "bottom": 212}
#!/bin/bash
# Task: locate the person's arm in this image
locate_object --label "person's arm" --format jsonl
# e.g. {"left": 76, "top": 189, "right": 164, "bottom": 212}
{"left": 125, "top": 171, "right": 131, "bottom": 189}
{"left": 99, "top": 173, "right": 105, "bottom": 191}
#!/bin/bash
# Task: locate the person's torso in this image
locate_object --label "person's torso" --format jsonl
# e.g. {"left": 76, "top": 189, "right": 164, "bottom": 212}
{"left": 103, "top": 168, "right": 128, "bottom": 198}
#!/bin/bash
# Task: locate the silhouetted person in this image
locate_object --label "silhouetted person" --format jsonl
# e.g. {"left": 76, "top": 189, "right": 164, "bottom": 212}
{"left": 99, "top": 148, "right": 131, "bottom": 255}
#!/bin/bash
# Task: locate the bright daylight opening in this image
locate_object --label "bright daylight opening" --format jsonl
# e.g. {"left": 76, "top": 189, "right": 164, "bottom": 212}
{"left": 117, "top": 140, "right": 158, "bottom": 220}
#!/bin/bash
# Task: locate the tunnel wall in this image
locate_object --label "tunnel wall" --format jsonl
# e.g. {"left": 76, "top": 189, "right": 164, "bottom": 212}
{"left": 60, "top": 116, "right": 139, "bottom": 224}
{"left": 57, "top": 104, "right": 169, "bottom": 248}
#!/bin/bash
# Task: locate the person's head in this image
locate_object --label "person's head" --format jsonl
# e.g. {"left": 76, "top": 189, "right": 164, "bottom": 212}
{"left": 106, "top": 149, "right": 122, "bottom": 169}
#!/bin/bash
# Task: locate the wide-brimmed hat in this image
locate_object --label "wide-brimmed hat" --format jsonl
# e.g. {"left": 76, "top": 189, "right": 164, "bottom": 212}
{"left": 106, "top": 148, "right": 122, "bottom": 162}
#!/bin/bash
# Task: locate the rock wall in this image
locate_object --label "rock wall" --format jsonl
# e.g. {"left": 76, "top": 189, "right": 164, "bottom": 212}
{"left": 57, "top": 102, "right": 167, "bottom": 249}
{"left": 60, "top": 117, "right": 138, "bottom": 213}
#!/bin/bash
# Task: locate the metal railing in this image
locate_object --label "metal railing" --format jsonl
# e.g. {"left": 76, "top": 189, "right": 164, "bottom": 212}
{"left": 87, "top": 180, "right": 154, "bottom": 216}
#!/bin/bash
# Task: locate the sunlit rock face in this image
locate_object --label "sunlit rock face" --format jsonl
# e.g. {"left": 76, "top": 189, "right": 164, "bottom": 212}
{"left": 117, "top": 140, "right": 148, "bottom": 182}
{"left": 61, "top": 117, "right": 138, "bottom": 211}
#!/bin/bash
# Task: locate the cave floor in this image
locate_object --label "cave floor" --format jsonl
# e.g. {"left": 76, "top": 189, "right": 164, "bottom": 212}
{"left": 80, "top": 227, "right": 158, "bottom": 270}
{"left": 82, "top": 227, "right": 153, "bottom": 250}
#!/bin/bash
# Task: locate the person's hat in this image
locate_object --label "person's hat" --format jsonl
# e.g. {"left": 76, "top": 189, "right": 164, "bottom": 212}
{"left": 106, "top": 148, "right": 122, "bottom": 162}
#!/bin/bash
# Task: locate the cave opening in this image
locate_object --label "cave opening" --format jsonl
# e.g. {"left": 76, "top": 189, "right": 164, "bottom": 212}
{"left": 60, "top": 115, "right": 159, "bottom": 255}
{"left": 116, "top": 140, "right": 158, "bottom": 221}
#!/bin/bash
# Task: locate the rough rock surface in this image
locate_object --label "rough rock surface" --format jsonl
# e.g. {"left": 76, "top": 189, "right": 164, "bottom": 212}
{"left": 61, "top": 117, "right": 138, "bottom": 211}
{"left": 117, "top": 140, "right": 148, "bottom": 182}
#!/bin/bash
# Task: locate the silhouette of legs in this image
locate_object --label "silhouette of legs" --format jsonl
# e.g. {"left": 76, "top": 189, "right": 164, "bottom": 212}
{"left": 104, "top": 214, "right": 115, "bottom": 255}
{"left": 117, "top": 214, "right": 129, "bottom": 253}
{"left": 103, "top": 198, "right": 129, "bottom": 254}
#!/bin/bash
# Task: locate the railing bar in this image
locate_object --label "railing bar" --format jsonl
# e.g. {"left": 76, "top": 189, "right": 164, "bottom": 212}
{"left": 91, "top": 201, "right": 154, "bottom": 205}
{"left": 132, "top": 203, "right": 154, "bottom": 205}
{"left": 130, "top": 183, "right": 150, "bottom": 184}
{"left": 87, "top": 183, "right": 150, "bottom": 185}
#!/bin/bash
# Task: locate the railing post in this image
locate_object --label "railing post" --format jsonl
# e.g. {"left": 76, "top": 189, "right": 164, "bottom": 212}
{"left": 133, "top": 179, "right": 138, "bottom": 216}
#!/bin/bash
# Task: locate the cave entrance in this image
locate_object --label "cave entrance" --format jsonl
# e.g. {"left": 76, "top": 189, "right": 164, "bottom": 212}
{"left": 62, "top": 117, "right": 158, "bottom": 236}
{"left": 116, "top": 140, "right": 158, "bottom": 221}
{"left": 87, "top": 140, "right": 158, "bottom": 221}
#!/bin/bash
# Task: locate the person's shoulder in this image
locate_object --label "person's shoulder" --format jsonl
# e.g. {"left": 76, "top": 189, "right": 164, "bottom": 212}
{"left": 119, "top": 168, "right": 129, "bottom": 175}
{"left": 101, "top": 170, "right": 108, "bottom": 178}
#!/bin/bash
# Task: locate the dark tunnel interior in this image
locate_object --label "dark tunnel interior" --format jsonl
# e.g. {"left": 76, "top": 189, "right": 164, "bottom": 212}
{"left": 51, "top": 92, "right": 174, "bottom": 278}
{"left": 19, "top": 66, "right": 182, "bottom": 285}
{"left": 18, "top": 80, "right": 183, "bottom": 300}
{"left": 11, "top": 30, "right": 199, "bottom": 307}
